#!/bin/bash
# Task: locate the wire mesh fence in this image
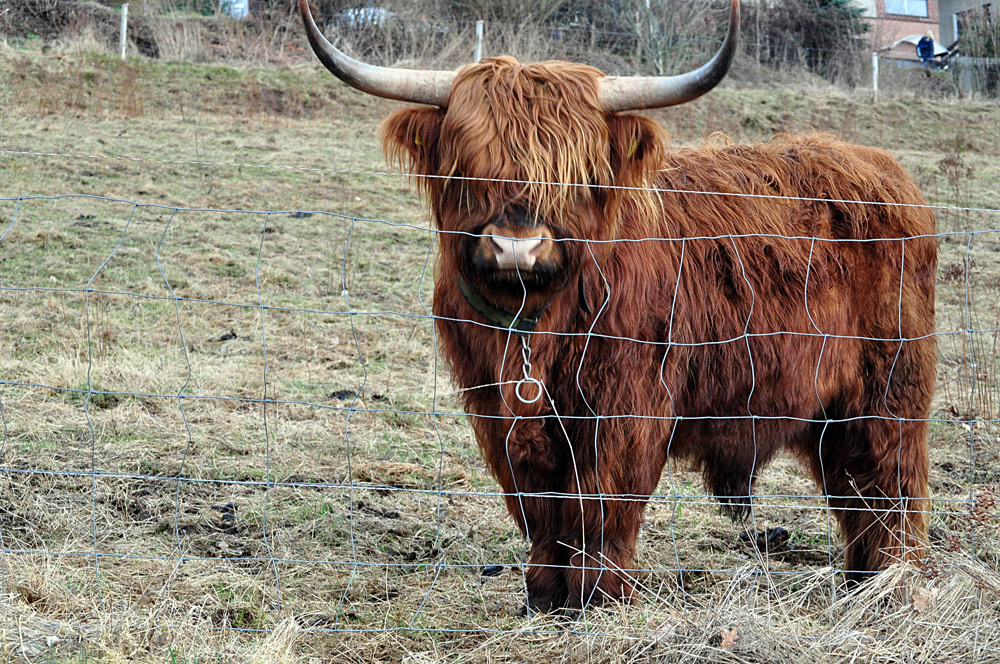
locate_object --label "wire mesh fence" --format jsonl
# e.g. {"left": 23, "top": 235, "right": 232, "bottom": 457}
{"left": 2, "top": 1, "right": 1000, "bottom": 658}
{"left": 1, "top": 140, "right": 999, "bottom": 660}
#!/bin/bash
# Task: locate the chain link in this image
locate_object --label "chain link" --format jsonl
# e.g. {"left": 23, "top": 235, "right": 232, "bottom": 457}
{"left": 516, "top": 335, "right": 543, "bottom": 404}
{"left": 520, "top": 335, "right": 533, "bottom": 380}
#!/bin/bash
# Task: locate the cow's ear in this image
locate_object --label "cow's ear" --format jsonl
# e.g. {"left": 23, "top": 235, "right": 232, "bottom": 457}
{"left": 381, "top": 107, "right": 444, "bottom": 176}
{"left": 607, "top": 114, "right": 668, "bottom": 186}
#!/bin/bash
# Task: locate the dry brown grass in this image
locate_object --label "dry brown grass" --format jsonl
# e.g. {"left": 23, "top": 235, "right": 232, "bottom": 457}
{"left": 0, "top": 44, "right": 999, "bottom": 663}
{"left": 147, "top": 16, "right": 207, "bottom": 63}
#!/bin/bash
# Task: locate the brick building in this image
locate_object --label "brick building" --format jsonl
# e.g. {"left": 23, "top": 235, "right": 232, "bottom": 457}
{"left": 855, "top": 0, "right": 939, "bottom": 51}
{"left": 853, "top": 0, "right": 993, "bottom": 50}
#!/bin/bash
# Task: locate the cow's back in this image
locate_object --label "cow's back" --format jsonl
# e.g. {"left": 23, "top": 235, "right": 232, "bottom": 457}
{"left": 598, "top": 132, "right": 935, "bottom": 426}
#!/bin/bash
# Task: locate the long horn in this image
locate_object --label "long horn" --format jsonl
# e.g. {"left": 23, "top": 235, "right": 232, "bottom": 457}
{"left": 599, "top": 0, "right": 740, "bottom": 113}
{"left": 298, "top": 0, "right": 455, "bottom": 107}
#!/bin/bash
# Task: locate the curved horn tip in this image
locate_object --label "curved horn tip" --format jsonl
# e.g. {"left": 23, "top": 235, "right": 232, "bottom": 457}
{"left": 599, "top": 0, "right": 740, "bottom": 113}
{"left": 298, "top": 0, "right": 455, "bottom": 107}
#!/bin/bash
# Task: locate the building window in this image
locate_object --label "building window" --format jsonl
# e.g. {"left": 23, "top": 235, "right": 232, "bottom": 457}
{"left": 885, "top": 0, "right": 929, "bottom": 17}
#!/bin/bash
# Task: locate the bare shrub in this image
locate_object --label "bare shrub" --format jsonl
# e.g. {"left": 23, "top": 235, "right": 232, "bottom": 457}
{"left": 741, "top": 0, "right": 870, "bottom": 85}
{"left": 0, "top": 4, "right": 11, "bottom": 36}
{"left": 444, "top": 0, "right": 567, "bottom": 24}
{"left": 51, "top": 21, "right": 113, "bottom": 57}
{"left": 962, "top": 7, "right": 1000, "bottom": 58}
{"left": 481, "top": 19, "right": 577, "bottom": 66}
{"left": 873, "top": 60, "right": 958, "bottom": 99}
{"left": 329, "top": 19, "right": 451, "bottom": 67}
{"left": 128, "top": 0, "right": 229, "bottom": 17}
{"left": 19, "top": 0, "right": 64, "bottom": 20}
{"left": 220, "top": 8, "right": 301, "bottom": 62}
{"left": 620, "top": 0, "right": 719, "bottom": 76}
{"left": 958, "top": 7, "right": 1000, "bottom": 97}
{"left": 148, "top": 16, "right": 207, "bottom": 62}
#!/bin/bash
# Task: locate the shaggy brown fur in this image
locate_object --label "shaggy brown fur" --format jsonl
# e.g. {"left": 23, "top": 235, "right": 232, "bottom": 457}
{"left": 382, "top": 57, "right": 936, "bottom": 611}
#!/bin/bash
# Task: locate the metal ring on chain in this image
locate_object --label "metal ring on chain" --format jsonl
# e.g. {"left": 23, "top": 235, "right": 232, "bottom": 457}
{"left": 515, "top": 377, "right": 543, "bottom": 404}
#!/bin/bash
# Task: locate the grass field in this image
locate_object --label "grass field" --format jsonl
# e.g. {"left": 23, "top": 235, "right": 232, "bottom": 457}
{"left": 1, "top": 42, "right": 1000, "bottom": 663}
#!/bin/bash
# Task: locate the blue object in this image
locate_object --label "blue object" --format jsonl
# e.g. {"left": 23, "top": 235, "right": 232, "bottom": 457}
{"left": 916, "top": 36, "right": 935, "bottom": 63}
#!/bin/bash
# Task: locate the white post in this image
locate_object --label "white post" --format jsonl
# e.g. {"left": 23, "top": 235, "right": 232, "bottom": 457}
{"left": 871, "top": 52, "right": 879, "bottom": 103}
{"left": 475, "top": 20, "right": 484, "bottom": 62}
{"left": 120, "top": 3, "right": 129, "bottom": 61}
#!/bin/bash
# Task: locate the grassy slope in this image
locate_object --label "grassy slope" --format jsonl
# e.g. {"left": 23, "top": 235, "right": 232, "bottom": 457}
{"left": 1, "top": 44, "right": 999, "bottom": 663}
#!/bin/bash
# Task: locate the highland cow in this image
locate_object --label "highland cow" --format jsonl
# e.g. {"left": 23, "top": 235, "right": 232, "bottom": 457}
{"left": 299, "top": 0, "right": 936, "bottom": 611}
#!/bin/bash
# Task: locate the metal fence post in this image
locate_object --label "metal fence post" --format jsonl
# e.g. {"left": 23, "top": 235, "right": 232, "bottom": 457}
{"left": 871, "top": 52, "right": 879, "bottom": 103}
{"left": 120, "top": 3, "right": 129, "bottom": 61}
{"left": 475, "top": 20, "right": 484, "bottom": 62}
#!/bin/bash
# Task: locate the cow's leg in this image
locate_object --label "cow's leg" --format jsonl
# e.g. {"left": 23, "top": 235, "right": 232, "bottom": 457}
{"left": 482, "top": 418, "right": 570, "bottom": 611}
{"left": 523, "top": 523, "right": 569, "bottom": 612}
{"left": 805, "top": 416, "right": 929, "bottom": 586}
{"left": 515, "top": 487, "right": 571, "bottom": 612}
{"left": 560, "top": 495, "right": 643, "bottom": 609}
{"left": 557, "top": 433, "right": 664, "bottom": 609}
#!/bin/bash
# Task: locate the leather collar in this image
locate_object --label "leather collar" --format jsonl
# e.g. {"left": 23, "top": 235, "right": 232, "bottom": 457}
{"left": 456, "top": 274, "right": 547, "bottom": 333}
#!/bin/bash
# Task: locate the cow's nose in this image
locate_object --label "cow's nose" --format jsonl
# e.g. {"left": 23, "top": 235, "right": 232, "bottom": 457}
{"left": 491, "top": 235, "right": 544, "bottom": 270}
